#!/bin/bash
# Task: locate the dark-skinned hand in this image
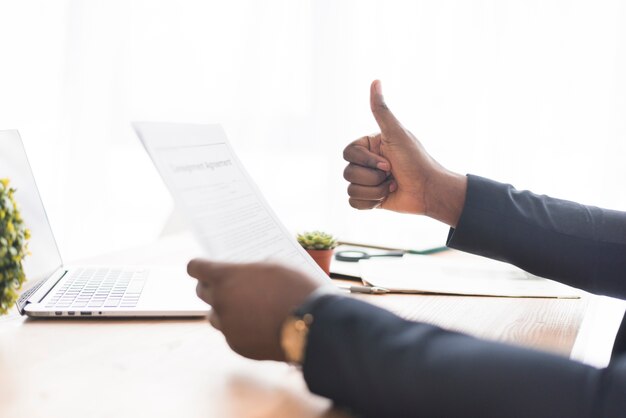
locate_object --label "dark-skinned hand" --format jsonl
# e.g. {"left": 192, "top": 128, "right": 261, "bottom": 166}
{"left": 343, "top": 80, "right": 467, "bottom": 227}
{"left": 187, "top": 259, "right": 322, "bottom": 361}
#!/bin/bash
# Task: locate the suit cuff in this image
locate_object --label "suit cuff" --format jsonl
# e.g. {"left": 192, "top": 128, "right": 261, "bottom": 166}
{"left": 446, "top": 174, "right": 511, "bottom": 259}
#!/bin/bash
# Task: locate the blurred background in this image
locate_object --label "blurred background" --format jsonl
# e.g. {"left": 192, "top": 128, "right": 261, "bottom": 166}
{"left": 1, "top": 0, "right": 625, "bottom": 261}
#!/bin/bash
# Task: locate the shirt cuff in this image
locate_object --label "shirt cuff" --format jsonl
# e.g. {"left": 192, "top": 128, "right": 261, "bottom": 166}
{"left": 294, "top": 285, "right": 341, "bottom": 316}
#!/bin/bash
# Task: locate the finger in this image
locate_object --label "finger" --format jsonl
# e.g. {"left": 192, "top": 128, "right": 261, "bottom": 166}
{"left": 343, "top": 142, "right": 390, "bottom": 171}
{"left": 367, "top": 132, "right": 383, "bottom": 156}
{"left": 348, "top": 133, "right": 383, "bottom": 153}
{"left": 348, "top": 198, "right": 382, "bottom": 210}
{"left": 208, "top": 311, "right": 222, "bottom": 330}
{"left": 370, "top": 80, "right": 403, "bottom": 134}
{"left": 347, "top": 179, "right": 394, "bottom": 201}
{"left": 196, "top": 281, "right": 215, "bottom": 307}
{"left": 187, "top": 258, "right": 233, "bottom": 284}
{"left": 343, "top": 134, "right": 390, "bottom": 171}
{"left": 187, "top": 258, "right": 211, "bottom": 279}
{"left": 343, "top": 163, "right": 388, "bottom": 186}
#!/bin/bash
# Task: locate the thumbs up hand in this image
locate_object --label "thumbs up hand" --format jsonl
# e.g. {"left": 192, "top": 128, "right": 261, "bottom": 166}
{"left": 342, "top": 80, "right": 467, "bottom": 227}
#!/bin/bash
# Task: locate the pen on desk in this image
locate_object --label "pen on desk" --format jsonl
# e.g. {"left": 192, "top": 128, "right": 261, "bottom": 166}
{"left": 336, "top": 241, "right": 450, "bottom": 256}
{"left": 338, "top": 285, "right": 390, "bottom": 294}
{"left": 407, "top": 246, "right": 449, "bottom": 255}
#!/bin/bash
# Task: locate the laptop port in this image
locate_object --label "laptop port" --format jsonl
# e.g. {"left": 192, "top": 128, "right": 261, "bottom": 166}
{"left": 67, "top": 311, "right": 75, "bottom": 316}
{"left": 80, "top": 312, "right": 92, "bottom": 316}
{"left": 55, "top": 311, "right": 63, "bottom": 316}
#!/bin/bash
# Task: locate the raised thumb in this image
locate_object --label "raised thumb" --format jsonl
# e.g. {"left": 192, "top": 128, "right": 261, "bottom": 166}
{"left": 370, "top": 80, "right": 402, "bottom": 133}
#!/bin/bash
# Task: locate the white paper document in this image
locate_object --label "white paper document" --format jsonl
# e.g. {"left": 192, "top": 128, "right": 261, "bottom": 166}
{"left": 360, "top": 255, "right": 584, "bottom": 298}
{"left": 133, "top": 122, "right": 329, "bottom": 281}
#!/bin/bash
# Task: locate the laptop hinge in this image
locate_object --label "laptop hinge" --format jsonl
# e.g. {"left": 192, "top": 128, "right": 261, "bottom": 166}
{"left": 16, "top": 268, "right": 67, "bottom": 315}
{"left": 17, "top": 278, "right": 46, "bottom": 315}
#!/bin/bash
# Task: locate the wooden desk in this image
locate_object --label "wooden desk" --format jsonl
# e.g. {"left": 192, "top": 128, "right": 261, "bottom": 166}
{"left": 0, "top": 234, "right": 621, "bottom": 418}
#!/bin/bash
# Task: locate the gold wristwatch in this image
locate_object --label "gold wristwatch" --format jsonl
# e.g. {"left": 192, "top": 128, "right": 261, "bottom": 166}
{"left": 280, "top": 288, "right": 335, "bottom": 365}
{"left": 280, "top": 313, "right": 314, "bottom": 365}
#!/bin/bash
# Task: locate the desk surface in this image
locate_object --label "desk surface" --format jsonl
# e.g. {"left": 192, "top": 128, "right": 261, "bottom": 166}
{"left": 0, "top": 234, "right": 621, "bottom": 418}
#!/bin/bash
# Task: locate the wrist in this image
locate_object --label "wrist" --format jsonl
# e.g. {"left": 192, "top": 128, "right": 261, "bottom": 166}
{"left": 280, "top": 287, "right": 338, "bottom": 365}
{"left": 424, "top": 170, "right": 468, "bottom": 227}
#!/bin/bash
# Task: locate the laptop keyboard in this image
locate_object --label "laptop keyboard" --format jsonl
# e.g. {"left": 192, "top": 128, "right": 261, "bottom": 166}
{"left": 45, "top": 268, "right": 148, "bottom": 309}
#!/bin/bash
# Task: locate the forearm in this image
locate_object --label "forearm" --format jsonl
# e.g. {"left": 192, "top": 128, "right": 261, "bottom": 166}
{"left": 302, "top": 295, "right": 626, "bottom": 418}
{"left": 424, "top": 169, "right": 468, "bottom": 227}
{"left": 447, "top": 175, "right": 626, "bottom": 298}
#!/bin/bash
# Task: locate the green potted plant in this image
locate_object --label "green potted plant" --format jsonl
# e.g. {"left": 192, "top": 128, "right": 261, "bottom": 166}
{"left": 0, "top": 179, "right": 30, "bottom": 315}
{"left": 297, "top": 231, "right": 338, "bottom": 276}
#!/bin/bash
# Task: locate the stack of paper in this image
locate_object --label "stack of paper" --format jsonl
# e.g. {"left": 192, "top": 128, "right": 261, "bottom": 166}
{"left": 359, "top": 255, "right": 584, "bottom": 298}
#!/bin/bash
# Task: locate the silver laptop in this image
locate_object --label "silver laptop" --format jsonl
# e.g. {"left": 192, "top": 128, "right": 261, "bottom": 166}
{"left": 1, "top": 130, "right": 210, "bottom": 317}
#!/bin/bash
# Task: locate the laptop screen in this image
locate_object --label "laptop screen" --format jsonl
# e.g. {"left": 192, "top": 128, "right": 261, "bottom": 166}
{"left": 0, "top": 130, "right": 63, "bottom": 285}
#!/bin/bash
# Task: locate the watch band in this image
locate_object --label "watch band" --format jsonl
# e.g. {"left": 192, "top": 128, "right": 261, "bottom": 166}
{"left": 281, "top": 286, "right": 340, "bottom": 365}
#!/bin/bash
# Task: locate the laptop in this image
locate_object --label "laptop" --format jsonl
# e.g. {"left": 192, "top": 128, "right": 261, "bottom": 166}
{"left": 1, "top": 130, "right": 210, "bottom": 317}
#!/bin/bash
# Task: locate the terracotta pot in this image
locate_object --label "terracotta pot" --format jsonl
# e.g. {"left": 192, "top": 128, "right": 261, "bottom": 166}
{"left": 305, "top": 249, "right": 334, "bottom": 276}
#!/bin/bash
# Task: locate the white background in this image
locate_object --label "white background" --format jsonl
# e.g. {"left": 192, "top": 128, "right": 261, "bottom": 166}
{"left": 1, "top": 0, "right": 625, "bottom": 260}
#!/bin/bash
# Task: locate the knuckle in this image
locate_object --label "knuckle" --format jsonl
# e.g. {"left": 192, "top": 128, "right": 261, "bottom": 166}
{"left": 209, "top": 295, "right": 224, "bottom": 312}
{"left": 195, "top": 282, "right": 204, "bottom": 298}
{"left": 208, "top": 312, "right": 221, "bottom": 329}
{"left": 366, "top": 156, "right": 379, "bottom": 169}
{"left": 347, "top": 184, "right": 365, "bottom": 199}
{"left": 374, "top": 170, "right": 387, "bottom": 185}
{"left": 373, "top": 183, "right": 389, "bottom": 199}
{"left": 349, "top": 198, "right": 370, "bottom": 210}
{"left": 187, "top": 259, "right": 197, "bottom": 277}
{"left": 347, "top": 183, "right": 387, "bottom": 200}
{"left": 343, "top": 164, "right": 354, "bottom": 181}
{"left": 344, "top": 164, "right": 386, "bottom": 186}
{"left": 342, "top": 146, "right": 353, "bottom": 162}
{"left": 343, "top": 144, "right": 367, "bottom": 164}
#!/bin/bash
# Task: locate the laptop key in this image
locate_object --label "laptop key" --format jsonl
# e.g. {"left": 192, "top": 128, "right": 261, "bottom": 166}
{"left": 125, "top": 280, "right": 145, "bottom": 294}
{"left": 48, "top": 267, "right": 147, "bottom": 311}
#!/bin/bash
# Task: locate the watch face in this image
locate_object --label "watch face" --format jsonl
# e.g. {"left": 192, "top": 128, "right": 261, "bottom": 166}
{"left": 281, "top": 316, "right": 310, "bottom": 365}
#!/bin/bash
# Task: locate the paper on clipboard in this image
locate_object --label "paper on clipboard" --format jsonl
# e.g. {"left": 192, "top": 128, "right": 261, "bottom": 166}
{"left": 132, "top": 122, "right": 329, "bottom": 282}
{"left": 360, "top": 255, "right": 584, "bottom": 298}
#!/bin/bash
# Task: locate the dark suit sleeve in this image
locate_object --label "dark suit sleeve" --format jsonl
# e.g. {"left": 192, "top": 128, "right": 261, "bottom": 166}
{"left": 302, "top": 295, "right": 626, "bottom": 418}
{"left": 301, "top": 175, "right": 626, "bottom": 417}
{"left": 447, "top": 175, "right": 626, "bottom": 299}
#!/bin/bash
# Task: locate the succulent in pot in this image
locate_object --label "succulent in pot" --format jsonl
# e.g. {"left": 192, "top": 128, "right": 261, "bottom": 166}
{"left": 297, "top": 231, "right": 338, "bottom": 275}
